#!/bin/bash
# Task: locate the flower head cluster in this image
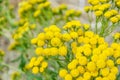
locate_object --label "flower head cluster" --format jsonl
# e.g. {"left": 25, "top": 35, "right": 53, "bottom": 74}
{"left": 12, "top": 21, "right": 36, "bottom": 40}
{"left": 18, "top": 0, "right": 50, "bottom": 18}
{"left": 31, "top": 25, "right": 68, "bottom": 56}
{"left": 85, "top": 0, "right": 120, "bottom": 23}
{"left": 115, "top": 0, "right": 120, "bottom": 8}
{"left": 113, "top": 32, "right": 120, "bottom": 42}
{"left": 59, "top": 32, "right": 120, "bottom": 80}
{"left": 26, "top": 56, "right": 48, "bottom": 74}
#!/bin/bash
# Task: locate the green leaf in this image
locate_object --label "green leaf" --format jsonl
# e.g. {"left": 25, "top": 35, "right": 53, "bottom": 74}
{"left": 19, "top": 54, "right": 26, "bottom": 70}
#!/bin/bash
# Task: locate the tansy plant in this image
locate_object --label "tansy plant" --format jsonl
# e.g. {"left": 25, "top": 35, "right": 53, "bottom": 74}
{"left": 8, "top": 0, "right": 81, "bottom": 73}
{"left": 84, "top": 0, "right": 120, "bottom": 36}
{"left": 2, "top": 0, "right": 120, "bottom": 80}
{"left": 25, "top": 20, "right": 120, "bottom": 80}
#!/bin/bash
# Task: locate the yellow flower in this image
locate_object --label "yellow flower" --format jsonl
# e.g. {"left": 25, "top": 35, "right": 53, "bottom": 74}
{"left": 45, "top": 31, "right": 54, "bottom": 40}
{"left": 94, "top": 10, "right": 103, "bottom": 17}
{"left": 70, "top": 32, "right": 78, "bottom": 39}
{"left": 87, "top": 61, "right": 96, "bottom": 72}
{"left": 79, "top": 56, "right": 88, "bottom": 65}
{"left": 59, "top": 46, "right": 67, "bottom": 56}
{"left": 38, "top": 33, "right": 45, "bottom": 40}
{"left": 51, "top": 37, "right": 61, "bottom": 46}
{"left": 34, "top": 10, "right": 41, "bottom": 17}
{"left": 40, "top": 67, "right": 44, "bottom": 73}
{"left": 70, "top": 69, "right": 79, "bottom": 77}
{"left": 116, "top": 58, "right": 120, "bottom": 64}
{"left": 37, "top": 40, "right": 45, "bottom": 47}
{"left": 96, "top": 59, "right": 106, "bottom": 68}
{"left": 83, "top": 47, "right": 91, "bottom": 56}
{"left": 41, "top": 61, "right": 48, "bottom": 68}
{"left": 65, "top": 74, "right": 72, "bottom": 80}
{"left": 110, "top": 17, "right": 119, "bottom": 23}
{"left": 77, "top": 66, "right": 85, "bottom": 74}
{"left": 85, "top": 31, "right": 94, "bottom": 38}
{"left": 78, "top": 36, "right": 84, "bottom": 43}
{"left": 62, "top": 33, "right": 71, "bottom": 41}
{"left": 106, "top": 60, "right": 114, "bottom": 68}
{"left": 83, "top": 24, "right": 90, "bottom": 30}
{"left": 35, "top": 47, "right": 43, "bottom": 55}
{"left": 104, "top": 12, "right": 112, "bottom": 18}
{"left": 110, "top": 67, "right": 118, "bottom": 75}
{"left": 96, "top": 77, "right": 102, "bottom": 80}
{"left": 50, "top": 47, "right": 58, "bottom": 56}
{"left": 114, "top": 32, "right": 120, "bottom": 39}
{"left": 32, "top": 67, "right": 39, "bottom": 74}
{"left": 83, "top": 72, "right": 91, "bottom": 80}
{"left": 30, "top": 24, "right": 36, "bottom": 29}
{"left": 31, "top": 38, "right": 38, "bottom": 44}
{"left": 59, "top": 69, "right": 68, "bottom": 78}
{"left": 101, "top": 68, "right": 109, "bottom": 76}
{"left": 84, "top": 6, "right": 91, "bottom": 12}
{"left": 43, "top": 48, "right": 50, "bottom": 55}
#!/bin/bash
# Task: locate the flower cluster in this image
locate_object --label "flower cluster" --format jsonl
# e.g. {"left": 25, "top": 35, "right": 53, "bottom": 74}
{"left": 58, "top": 22, "right": 120, "bottom": 80}
{"left": 115, "top": 0, "right": 120, "bottom": 8}
{"left": 84, "top": 0, "right": 120, "bottom": 23}
{"left": 28, "top": 20, "right": 120, "bottom": 79}
{"left": 26, "top": 56, "right": 48, "bottom": 74}
{"left": 31, "top": 25, "right": 67, "bottom": 56}
{"left": 113, "top": 32, "right": 120, "bottom": 42}
{"left": 12, "top": 21, "right": 36, "bottom": 40}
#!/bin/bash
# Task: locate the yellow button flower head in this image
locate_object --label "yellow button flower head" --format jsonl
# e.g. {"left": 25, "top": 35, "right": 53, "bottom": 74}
{"left": 65, "top": 74, "right": 72, "bottom": 80}
{"left": 110, "top": 17, "right": 119, "bottom": 23}
{"left": 59, "top": 46, "right": 67, "bottom": 56}
{"left": 70, "top": 32, "right": 78, "bottom": 39}
{"left": 106, "top": 60, "right": 114, "bottom": 68}
{"left": 84, "top": 6, "right": 92, "bottom": 12}
{"left": 37, "top": 40, "right": 45, "bottom": 47}
{"left": 79, "top": 56, "right": 88, "bottom": 65}
{"left": 70, "top": 69, "right": 79, "bottom": 77}
{"left": 104, "top": 12, "right": 112, "bottom": 18}
{"left": 101, "top": 68, "right": 109, "bottom": 76}
{"left": 77, "top": 66, "right": 85, "bottom": 74}
{"left": 83, "top": 72, "right": 91, "bottom": 80}
{"left": 95, "top": 10, "right": 103, "bottom": 17}
{"left": 87, "top": 61, "right": 96, "bottom": 72}
{"left": 83, "top": 24, "right": 90, "bottom": 30}
{"left": 34, "top": 10, "right": 41, "bottom": 17}
{"left": 116, "top": 58, "right": 120, "bottom": 64}
{"left": 96, "top": 59, "right": 106, "bottom": 68}
{"left": 32, "top": 67, "right": 39, "bottom": 74}
{"left": 96, "top": 77, "right": 102, "bottom": 80}
{"left": 62, "top": 33, "right": 71, "bottom": 42}
{"left": 35, "top": 47, "right": 43, "bottom": 55}
{"left": 40, "top": 67, "right": 44, "bottom": 73}
{"left": 41, "top": 61, "right": 48, "bottom": 68}
{"left": 50, "top": 47, "right": 58, "bottom": 56}
{"left": 51, "top": 37, "right": 61, "bottom": 47}
{"left": 31, "top": 38, "right": 38, "bottom": 44}
{"left": 59, "top": 69, "right": 68, "bottom": 78}
{"left": 38, "top": 33, "right": 45, "bottom": 40}
{"left": 83, "top": 47, "right": 91, "bottom": 56}
{"left": 114, "top": 32, "right": 120, "bottom": 39}
{"left": 111, "top": 67, "right": 118, "bottom": 75}
{"left": 45, "top": 31, "right": 54, "bottom": 40}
